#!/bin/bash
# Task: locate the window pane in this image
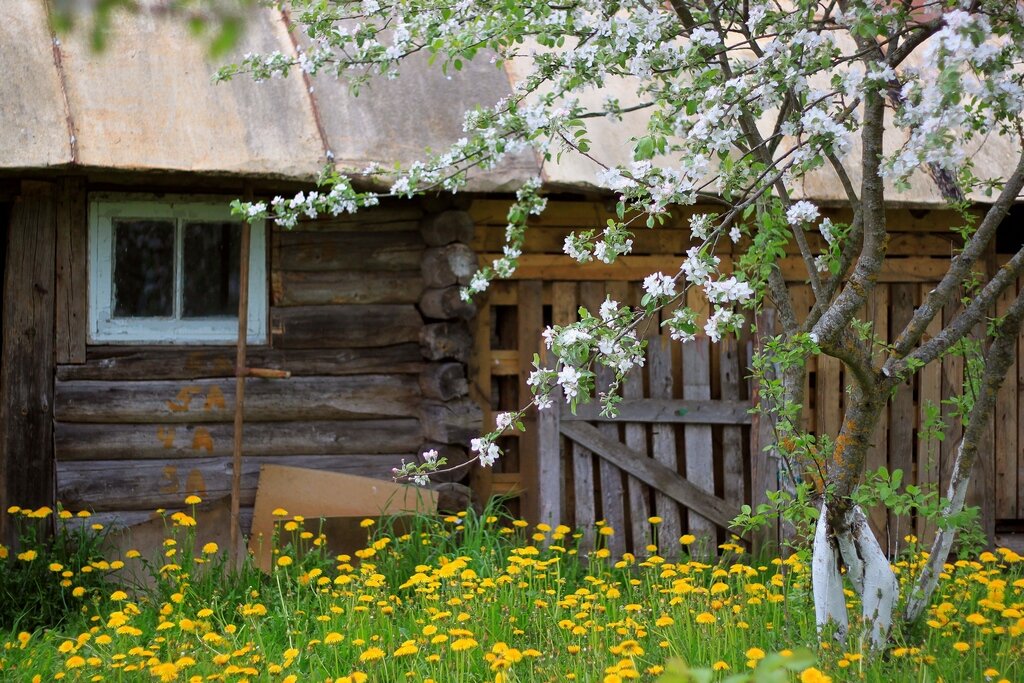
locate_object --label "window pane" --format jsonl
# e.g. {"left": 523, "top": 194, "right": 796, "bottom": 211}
{"left": 182, "top": 222, "right": 241, "bottom": 318}
{"left": 113, "top": 220, "right": 175, "bottom": 317}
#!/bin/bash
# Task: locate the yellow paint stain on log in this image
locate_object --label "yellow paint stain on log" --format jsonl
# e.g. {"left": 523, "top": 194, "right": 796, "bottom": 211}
{"left": 167, "top": 386, "right": 202, "bottom": 412}
{"left": 185, "top": 469, "right": 206, "bottom": 497}
{"left": 158, "top": 465, "right": 179, "bottom": 495}
{"left": 203, "top": 386, "right": 226, "bottom": 412}
{"left": 191, "top": 427, "right": 214, "bottom": 453}
{"left": 156, "top": 427, "right": 175, "bottom": 449}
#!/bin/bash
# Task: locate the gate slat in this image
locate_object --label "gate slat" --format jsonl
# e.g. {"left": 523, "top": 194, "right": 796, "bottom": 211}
{"left": 917, "top": 284, "right": 943, "bottom": 541}
{"left": 720, "top": 337, "right": 744, "bottom": 523}
{"left": 648, "top": 335, "right": 683, "bottom": 551}
{"left": 582, "top": 282, "right": 626, "bottom": 558}
{"left": 684, "top": 288, "right": 715, "bottom": 552}
{"left": 888, "top": 284, "right": 915, "bottom": 553}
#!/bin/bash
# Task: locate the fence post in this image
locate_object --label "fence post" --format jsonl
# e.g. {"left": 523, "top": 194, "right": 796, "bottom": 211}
{"left": 750, "top": 309, "right": 781, "bottom": 557}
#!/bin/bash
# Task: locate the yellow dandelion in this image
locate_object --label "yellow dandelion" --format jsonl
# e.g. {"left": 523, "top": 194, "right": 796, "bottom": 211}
{"left": 695, "top": 612, "right": 716, "bottom": 625}
{"left": 184, "top": 495, "right": 202, "bottom": 505}
{"left": 324, "top": 632, "right": 344, "bottom": 645}
{"left": 800, "top": 668, "right": 833, "bottom": 683}
{"left": 277, "top": 556, "right": 293, "bottom": 567}
{"left": 202, "top": 542, "right": 219, "bottom": 555}
{"left": 452, "top": 637, "right": 479, "bottom": 652}
{"left": 679, "top": 534, "right": 696, "bottom": 545}
{"left": 358, "top": 646, "right": 385, "bottom": 662}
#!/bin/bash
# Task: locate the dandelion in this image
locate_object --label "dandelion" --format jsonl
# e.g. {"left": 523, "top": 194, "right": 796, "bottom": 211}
{"left": 324, "top": 632, "right": 344, "bottom": 644}
{"left": 359, "top": 646, "right": 386, "bottom": 662}
{"left": 679, "top": 534, "right": 696, "bottom": 545}
{"left": 800, "top": 668, "right": 833, "bottom": 683}
{"left": 184, "top": 495, "right": 202, "bottom": 505}
{"left": 202, "top": 542, "right": 219, "bottom": 554}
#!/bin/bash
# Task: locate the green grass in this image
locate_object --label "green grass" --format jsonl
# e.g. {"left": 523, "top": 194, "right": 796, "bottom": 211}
{"left": 0, "top": 499, "right": 1022, "bottom": 683}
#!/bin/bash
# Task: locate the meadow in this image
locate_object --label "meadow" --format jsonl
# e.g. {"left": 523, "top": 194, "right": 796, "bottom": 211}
{"left": 0, "top": 499, "right": 1021, "bottom": 683}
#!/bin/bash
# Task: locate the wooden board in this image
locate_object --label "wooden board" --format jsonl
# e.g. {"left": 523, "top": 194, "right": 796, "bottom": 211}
{"left": 864, "top": 285, "right": 889, "bottom": 540}
{"left": 57, "top": 344, "right": 425, "bottom": 381}
{"left": 272, "top": 269, "right": 424, "bottom": 306}
{"left": 54, "top": 177, "right": 87, "bottom": 365}
{"left": 517, "top": 280, "right": 543, "bottom": 522}
{"left": 54, "top": 419, "right": 422, "bottom": 460}
{"left": 683, "top": 288, "right": 715, "bottom": 550}
{"left": 917, "top": 284, "right": 943, "bottom": 540}
{"left": 55, "top": 375, "right": 420, "bottom": 423}
{"left": 0, "top": 183, "right": 57, "bottom": 539}
{"left": 996, "top": 282, "right": 1020, "bottom": 519}
{"left": 888, "top": 284, "right": 916, "bottom": 551}
{"left": 58, "top": 453, "right": 417, "bottom": 512}
{"left": 648, "top": 336, "right": 683, "bottom": 550}
{"left": 719, "top": 337, "right": 745, "bottom": 522}
{"left": 276, "top": 230, "right": 424, "bottom": 272}
{"left": 271, "top": 305, "right": 422, "bottom": 349}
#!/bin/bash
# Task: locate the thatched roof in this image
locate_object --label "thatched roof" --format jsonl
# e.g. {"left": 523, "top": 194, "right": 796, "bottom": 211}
{"left": 2, "top": 1, "right": 1016, "bottom": 206}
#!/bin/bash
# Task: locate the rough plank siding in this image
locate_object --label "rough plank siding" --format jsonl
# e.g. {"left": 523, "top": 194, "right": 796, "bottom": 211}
{"left": 1, "top": 182, "right": 57, "bottom": 540}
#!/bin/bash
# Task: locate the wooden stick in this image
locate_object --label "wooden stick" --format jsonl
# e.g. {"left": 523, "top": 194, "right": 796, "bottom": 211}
{"left": 230, "top": 190, "right": 253, "bottom": 569}
{"left": 239, "top": 367, "right": 291, "bottom": 379}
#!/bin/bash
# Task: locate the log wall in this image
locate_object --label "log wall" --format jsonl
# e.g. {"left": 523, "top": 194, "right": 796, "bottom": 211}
{"left": 47, "top": 187, "right": 481, "bottom": 530}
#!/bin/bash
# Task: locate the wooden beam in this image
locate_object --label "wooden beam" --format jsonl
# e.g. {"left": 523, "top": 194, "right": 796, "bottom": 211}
{"left": 560, "top": 422, "right": 742, "bottom": 532}
{"left": 54, "top": 177, "right": 87, "bottom": 364}
{"left": 0, "top": 182, "right": 57, "bottom": 542}
{"left": 561, "top": 398, "right": 752, "bottom": 424}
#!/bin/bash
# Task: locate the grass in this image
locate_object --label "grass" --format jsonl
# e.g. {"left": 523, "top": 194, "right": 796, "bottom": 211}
{"left": 0, "top": 499, "right": 1022, "bottom": 683}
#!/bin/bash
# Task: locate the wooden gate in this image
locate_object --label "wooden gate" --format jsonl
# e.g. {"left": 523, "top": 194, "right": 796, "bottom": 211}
{"left": 536, "top": 332, "right": 756, "bottom": 557}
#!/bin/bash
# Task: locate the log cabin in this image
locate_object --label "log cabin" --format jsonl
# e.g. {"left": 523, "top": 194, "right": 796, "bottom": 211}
{"left": 1, "top": 0, "right": 1022, "bottom": 553}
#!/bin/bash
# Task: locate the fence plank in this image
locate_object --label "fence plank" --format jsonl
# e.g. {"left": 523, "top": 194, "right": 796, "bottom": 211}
{"left": 562, "top": 399, "right": 752, "bottom": 424}
{"left": 572, "top": 440, "right": 597, "bottom": 552}
{"left": 622, "top": 367, "right": 652, "bottom": 555}
{"left": 561, "top": 422, "right": 741, "bottom": 531}
{"left": 864, "top": 285, "right": 889, "bottom": 540}
{"left": 582, "top": 282, "right": 626, "bottom": 558}
{"left": 648, "top": 335, "right": 684, "bottom": 551}
{"left": 888, "top": 284, "right": 916, "bottom": 553}
{"left": 917, "top": 285, "right": 943, "bottom": 540}
{"left": 684, "top": 288, "right": 715, "bottom": 551}
{"left": 994, "top": 284, "right": 1017, "bottom": 520}
{"left": 537, "top": 388, "right": 562, "bottom": 529}
{"left": 720, "top": 337, "right": 745, "bottom": 521}
{"left": 750, "top": 309, "right": 780, "bottom": 553}
{"left": 517, "top": 280, "right": 544, "bottom": 523}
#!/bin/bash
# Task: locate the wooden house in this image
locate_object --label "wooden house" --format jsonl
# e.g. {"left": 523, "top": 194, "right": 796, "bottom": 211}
{"left": 1, "top": 1, "right": 1022, "bottom": 552}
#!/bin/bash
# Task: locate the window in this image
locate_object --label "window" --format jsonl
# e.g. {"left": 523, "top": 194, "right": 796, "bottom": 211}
{"left": 89, "top": 196, "right": 267, "bottom": 344}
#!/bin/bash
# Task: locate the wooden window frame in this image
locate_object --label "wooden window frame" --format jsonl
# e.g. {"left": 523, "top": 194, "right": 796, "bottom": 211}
{"left": 88, "top": 194, "right": 267, "bottom": 344}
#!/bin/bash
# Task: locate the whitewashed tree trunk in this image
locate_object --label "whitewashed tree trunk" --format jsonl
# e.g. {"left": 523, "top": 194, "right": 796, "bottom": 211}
{"left": 812, "top": 502, "right": 849, "bottom": 642}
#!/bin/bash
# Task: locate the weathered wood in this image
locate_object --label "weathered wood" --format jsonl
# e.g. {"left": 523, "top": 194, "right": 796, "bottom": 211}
{"left": 995, "top": 283, "right": 1018, "bottom": 520}
{"left": 683, "top": 287, "right": 715, "bottom": 551}
{"left": 917, "top": 286, "right": 943, "bottom": 540}
{"left": 561, "top": 422, "right": 741, "bottom": 532}
{"left": 271, "top": 305, "right": 422, "bottom": 349}
{"left": 864, "top": 285, "right": 889, "bottom": 540}
{"left": 940, "top": 301, "right": 964, "bottom": 496}
{"left": 55, "top": 177, "right": 87, "bottom": 365}
{"left": 421, "top": 210, "right": 475, "bottom": 246}
{"left": 537, "top": 388, "right": 562, "bottom": 529}
{"left": 54, "top": 419, "right": 423, "bottom": 460}
{"left": 420, "top": 321, "right": 473, "bottom": 362}
{"left": 57, "top": 454, "right": 412, "bottom": 512}
{"left": 719, "top": 337, "right": 745, "bottom": 523}
{"left": 750, "top": 309, "right": 780, "bottom": 554}
{"left": 276, "top": 230, "right": 424, "bottom": 272}
{"left": 419, "top": 362, "right": 468, "bottom": 401}
{"left": 888, "top": 284, "right": 916, "bottom": 551}
{"left": 551, "top": 282, "right": 578, "bottom": 532}
{"left": 571, "top": 440, "right": 597, "bottom": 551}
{"left": 294, "top": 204, "right": 424, "bottom": 231}
{"left": 518, "top": 280, "right": 544, "bottom": 522}
{"left": 55, "top": 375, "right": 420, "bottom": 423}
{"left": 582, "top": 281, "right": 626, "bottom": 558}
{"left": 622, "top": 366, "right": 652, "bottom": 556}
{"left": 477, "top": 253, "right": 953, "bottom": 283}
{"left": 648, "top": 336, "right": 684, "bottom": 550}
{"left": 419, "top": 286, "right": 477, "bottom": 320}
{"left": 0, "top": 183, "right": 57, "bottom": 541}
{"left": 272, "top": 270, "right": 424, "bottom": 306}
{"left": 562, "top": 399, "right": 752, "bottom": 424}
{"left": 57, "top": 344, "right": 424, "bottom": 381}
{"left": 422, "top": 243, "right": 477, "bottom": 288}
{"left": 419, "top": 398, "right": 483, "bottom": 445}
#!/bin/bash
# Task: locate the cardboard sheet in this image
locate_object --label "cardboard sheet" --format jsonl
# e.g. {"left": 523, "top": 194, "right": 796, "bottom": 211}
{"left": 248, "top": 465, "right": 437, "bottom": 571}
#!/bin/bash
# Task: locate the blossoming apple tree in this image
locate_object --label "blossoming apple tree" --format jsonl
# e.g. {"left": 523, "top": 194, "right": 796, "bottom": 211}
{"left": 223, "top": 0, "right": 1024, "bottom": 648}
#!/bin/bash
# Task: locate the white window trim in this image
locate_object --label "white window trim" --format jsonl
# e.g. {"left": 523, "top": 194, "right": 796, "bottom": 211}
{"left": 88, "top": 195, "right": 268, "bottom": 345}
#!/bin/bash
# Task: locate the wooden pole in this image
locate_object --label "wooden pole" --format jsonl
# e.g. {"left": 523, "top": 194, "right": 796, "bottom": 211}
{"left": 230, "top": 189, "right": 253, "bottom": 568}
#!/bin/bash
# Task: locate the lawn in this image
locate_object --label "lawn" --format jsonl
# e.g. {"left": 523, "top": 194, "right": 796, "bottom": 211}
{"left": 0, "top": 500, "right": 1021, "bottom": 682}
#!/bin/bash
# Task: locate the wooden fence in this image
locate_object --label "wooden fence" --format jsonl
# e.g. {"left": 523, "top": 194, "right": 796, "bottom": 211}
{"left": 468, "top": 197, "right": 1024, "bottom": 553}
